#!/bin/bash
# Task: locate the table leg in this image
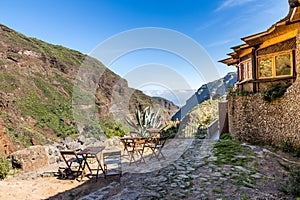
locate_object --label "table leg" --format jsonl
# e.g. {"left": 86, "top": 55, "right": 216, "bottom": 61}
{"left": 79, "top": 154, "right": 93, "bottom": 181}
{"left": 95, "top": 155, "right": 106, "bottom": 181}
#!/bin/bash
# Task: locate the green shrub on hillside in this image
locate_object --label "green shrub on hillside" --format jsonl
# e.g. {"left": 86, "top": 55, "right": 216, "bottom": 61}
{"left": 104, "top": 124, "right": 128, "bottom": 138}
{"left": 230, "top": 90, "right": 252, "bottom": 97}
{"left": 262, "top": 83, "right": 291, "bottom": 102}
{"left": 83, "top": 124, "right": 104, "bottom": 138}
{"left": 83, "top": 117, "right": 129, "bottom": 138}
{"left": 161, "top": 122, "right": 178, "bottom": 138}
{"left": 195, "top": 99, "right": 221, "bottom": 127}
{"left": 18, "top": 90, "right": 77, "bottom": 139}
{"left": 0, "top": 73, "right": 19, "bottom": 92}
{"left": 228, "top": 86, "right": 252, "bottom": 97}
{"left": 100, "top": 119, "right": 129, "bottom": 138}
{"left": 0, "top": 156, "right": 10, "bottom": 179}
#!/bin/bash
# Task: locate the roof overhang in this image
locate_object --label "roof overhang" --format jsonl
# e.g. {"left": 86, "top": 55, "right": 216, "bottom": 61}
{"left": 220, "top": 0, "right": 298, "bottom": 67}
{"left": 219, "top": 57, "right": 239, "bottom": 66}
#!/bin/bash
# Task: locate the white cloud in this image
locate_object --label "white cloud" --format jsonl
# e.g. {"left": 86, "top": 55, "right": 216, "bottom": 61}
{"left": 215, "top": 0, "right": 257, "bottom": 12}
{"left": 207, "top": 39, "right": 233, "bottom": 47}
{"left": 142, "top": 89, "right": 196, "bottom": 106}
{"left": 195, "top": 19, "right": 221, "bottom": 32}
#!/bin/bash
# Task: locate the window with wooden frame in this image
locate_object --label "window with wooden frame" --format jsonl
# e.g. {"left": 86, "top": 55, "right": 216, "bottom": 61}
{"left": 239, "top": 59, "right": 252, "bottom": 81}
{"left": 258, "top": 51, "right": 293, "bottom": 79}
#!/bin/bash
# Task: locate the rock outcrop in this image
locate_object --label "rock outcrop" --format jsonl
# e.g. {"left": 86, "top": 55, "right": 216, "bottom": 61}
{"left": 8, "top": 134, "right": 124, "bottom": 174}
{"left": 10, "top": 145, "right": 49, "bottom": 172}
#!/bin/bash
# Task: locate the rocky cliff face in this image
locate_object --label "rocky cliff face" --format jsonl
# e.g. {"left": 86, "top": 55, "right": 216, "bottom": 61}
{"left": 152, "top": 97, "right": 179, "bottom": 121}
{"left": 0, "top": 24, "right": 178, "bottom": 155}
{"left": 172, "top": 72, "right": 237, "bottom": 120}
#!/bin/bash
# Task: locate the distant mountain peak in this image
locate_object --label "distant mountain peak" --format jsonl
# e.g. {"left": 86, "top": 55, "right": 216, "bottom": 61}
{"left": 172, "top": 72, "right": 237, "bottom": 120}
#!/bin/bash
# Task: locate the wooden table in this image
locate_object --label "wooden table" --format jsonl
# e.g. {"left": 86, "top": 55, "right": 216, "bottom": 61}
{"left": 120, "top": 137, "right": 153, "bottom": 165}
{"left": 77, "top": 146, "right": 105, "bottom": 181}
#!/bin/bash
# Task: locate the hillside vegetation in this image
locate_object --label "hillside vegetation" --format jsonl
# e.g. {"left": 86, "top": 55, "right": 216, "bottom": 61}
{"left": 0, "top": 24, "right": 178, "bottom": 155}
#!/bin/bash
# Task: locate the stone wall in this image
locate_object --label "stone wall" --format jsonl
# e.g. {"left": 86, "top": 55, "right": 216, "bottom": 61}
{"left": 228, "top": 29, "right": 300, "bottom": 150}
{"left": 296, "top": 29, "right": 300, "bottom": 77}
{"left": 228, "top": 81, "right": 300, "bottom": 149}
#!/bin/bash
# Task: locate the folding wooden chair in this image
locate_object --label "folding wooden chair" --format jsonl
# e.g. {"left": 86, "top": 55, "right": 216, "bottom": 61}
{"left": 147, "top": 136, "right": 168, "bottom": 161}
{"left": 134, "top": 138, "right": 148, "bottom": 164}
{"left": 60, "top": 150, "right": 84, "bottom": 179}
{"left": 103, "top": 150, "right": 122, "bottom": 177}
{"left": 120, "top": 138, "right": 134, "bottom": 156}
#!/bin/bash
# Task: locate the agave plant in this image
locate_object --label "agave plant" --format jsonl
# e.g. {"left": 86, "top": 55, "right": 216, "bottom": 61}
{"left": 126, "top": 106, "right": 162, "bottom": 137}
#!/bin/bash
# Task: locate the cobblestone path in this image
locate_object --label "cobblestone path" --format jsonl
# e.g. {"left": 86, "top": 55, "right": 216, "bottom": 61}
{"left": 80, "top": 139, "right": 294, "bottom": 200}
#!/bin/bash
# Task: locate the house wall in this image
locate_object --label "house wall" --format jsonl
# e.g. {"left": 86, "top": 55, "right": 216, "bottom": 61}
{"left": 257, "top": 37, "right": 296, "bottom": 56}
{"left": 218, "top": 101, "right": 229, "bottom": 134}
{"left": 238, "top": 82, "right": 254, "bottom": 91}
{"left": 256, "top": 79, "right": 294, "bottom": 91}
{"left": 228, "top": 30, "right": 300, "bottom": 149}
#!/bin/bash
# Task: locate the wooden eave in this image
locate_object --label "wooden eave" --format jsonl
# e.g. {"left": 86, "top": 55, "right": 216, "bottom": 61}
{"left": 231, "top": 44, "right": 249, "bottom": 53}
{"left": 231, "top": 44, "right": 244, "bottom": 51}
{"left": 219, "top": 1, "right": 300, "bottom": 67}
{"left": 219, "top": 57, "right": 239, "bottom": 66}
{"left": 245, "top": 22, "right": 300, "bottom": 48}
{"left": 228, "top": 52, "right": 236, "bottom": 57}
{"left": 242, "top": 5, "right": 297, "bottom": 45}
{"left": 242, "top": 25, "right": 278, "bottom": 45}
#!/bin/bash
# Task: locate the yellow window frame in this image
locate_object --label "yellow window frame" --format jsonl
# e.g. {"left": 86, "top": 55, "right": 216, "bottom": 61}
{"left": 257, "top": 50, "right": 293, "bottom": 79}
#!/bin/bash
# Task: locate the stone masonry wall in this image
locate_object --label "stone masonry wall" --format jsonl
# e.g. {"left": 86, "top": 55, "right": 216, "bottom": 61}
{"left": 228, "top": 85, "right": 300, "bottom": 149}
{"left": 228, "top": 30, "right": 300, "bottom": 149}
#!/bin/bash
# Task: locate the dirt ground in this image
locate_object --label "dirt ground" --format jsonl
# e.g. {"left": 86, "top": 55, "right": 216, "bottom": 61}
{"left": 0, "top": 176, "right": 84, "bottom": 200}
{"left": 0, "top": 140, "right": 299, "bottom": 200}
{"left": 0, "top": 174, "right": 119, "bottom": 200}
{"left": 0, "top": 176, "right": 79, "bottom": 200}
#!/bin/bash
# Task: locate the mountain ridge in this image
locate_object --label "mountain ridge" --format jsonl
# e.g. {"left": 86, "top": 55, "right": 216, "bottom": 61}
{"left": 0, "top": 23, "right": 178, "bottom": 155}
{"left": 172, "top": 72, "right": 237, "bottom": 121}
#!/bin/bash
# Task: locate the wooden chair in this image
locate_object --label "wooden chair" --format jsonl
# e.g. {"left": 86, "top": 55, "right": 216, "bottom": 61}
{"left": 147, "top": 136, "right": 168, "bottom": 161}
{"left": 120, "top": 138, "right": 135, "bottom": 156}
{"left": 103, "top": 150, "right": 122, "bottom": 177}
{"left": 60, "top": 150, "right": 84, "bottom": 179}
{"left": 134, "top": 138, "right": 148, "bottom": 164}
{"left": 120, "top": 138, "right": 138, "bottom": 165}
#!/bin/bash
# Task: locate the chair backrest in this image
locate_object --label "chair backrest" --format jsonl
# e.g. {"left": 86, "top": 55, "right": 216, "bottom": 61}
{"left": 103, "top": 150, "right": 122, "bottom": 158}
{"left": 121, "top": 138, "right": 136, "bottom": 150}
{"left": 149, "top": 136, "right": 167, "bottom": 148}
{"left": 60, "top": 150, "right": 78, "bottom": 155}
{"left": 103, "top": 150, "right": 122, "bottom": 166}
{"left": 60, "top": 150, "right": 81, "bottom": 164}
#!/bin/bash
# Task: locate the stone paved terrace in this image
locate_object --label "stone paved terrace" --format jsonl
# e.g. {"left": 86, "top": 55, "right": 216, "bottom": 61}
{"left": 78, "top": 138, "right": 297, "bottom": 200}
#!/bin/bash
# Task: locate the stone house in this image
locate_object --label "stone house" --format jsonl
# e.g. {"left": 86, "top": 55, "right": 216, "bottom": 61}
{"left": 219, "top": 0, "right": 300, "bottom": 150}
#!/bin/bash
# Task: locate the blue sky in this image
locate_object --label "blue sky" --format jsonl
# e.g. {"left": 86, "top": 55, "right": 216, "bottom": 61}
{"left": 0, "top": 0, "right": 289, "bottom": 105}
